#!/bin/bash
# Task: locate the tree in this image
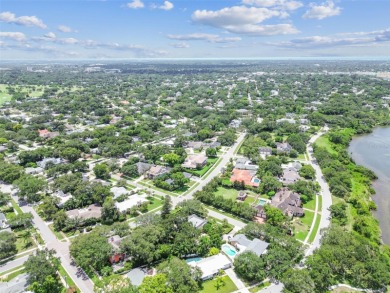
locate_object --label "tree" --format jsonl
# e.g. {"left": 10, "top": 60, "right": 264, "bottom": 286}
{"left": 157, "top": 257, "right": 201, "bottom": 293}
{"left": 214, "top": 275, "right": 226, "bottom": 291}
{"left": 299, "top": 165, "right": 316, "bottom": 180}
{"left": 282, "top": 269, "right": 315, "bottom": 293}
{"left": 39, "top": 196, "right": 59, "bottom": 221}
{"left": 172, "top": 172, "right": 189, "bottom": 189}
{"left": 60, "top": 147, "right": 81, "bottom": 162}
{"left": 0, "top": 231, "right": 17, "bottom": 259}
{"left": 121, "top": 164, "right": 139, "bottom": 178}
{"left": 101, "top": 197, "right": 120, "bottom": 224}
{"left": 233, "top": 251, "right": 265, "bottom": 282}
{"left": 13, "top": 175, "right": 47, "bottom": 203}
{"left": 264, "top": 205, "right": 286, "bottom": 226}
{"left": 259, "top": 176, "right": 282, "bottom": 195}
{"left": 163, "top": 153, "right": 181, "bottom": 167}
{"left": 94, "top": 163, "right": 110, "bottom": 180}
{"left": 139, "top": 274, "right": 174, "bottom": 293}
{"left": 30, "top": 275, "right": 63, "bottom": 293}
{"left": 161, "top": 195, "right": 172, "bottom": 218}
{"left": 329, "top": 202, "right": 348, "bottom": 226}
{"left": 70, "top": 232, "right": 112, "bottom": 274}
{"left": 7, "top": 212, "right": 33, "bottom": 229}
{"left": 206, "top": 147, "right": 217, "bottom": 157}
{"left": 95, "top": 275, "right": 138, "bottom": 293}
{"left": 25, "top": 249, "right": 60, "bottom": 289}
{"left": 52, "top": 210, "right": 68, "bottom": 231}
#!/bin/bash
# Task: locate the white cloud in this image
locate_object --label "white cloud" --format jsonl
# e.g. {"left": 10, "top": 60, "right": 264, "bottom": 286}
{"left": 167, "top": 33, "right": 241, "bottom": 43}
{"left": 151, "top": 1, "right": 174, "bottom": 10}
{"left": 303, "top": 1, "right": 341, "bottom": 20}
{"left": 57, "top": 25, "right": 76, "bottom": 33}
{"left": 192, "top": 6, "right": 299, "bottom": 35}
{"left": 127, "top": 0, "right": 145, "bottom": 9}
{"left": 170, "top": 42, "right": 190, "bottom": 48}
{"left": 0, "top": 32, "right": 26, "bottom": 41}
{"left": 242, "top": 0, "right": 303, "bottom": 11}
{"left": 269, "top": 29, "right": 390, "bottom": 49}
{"left": 44, "top": 32, "right": 56, "bottom": 39}
{"left": 0, "top": 11, "right": 47, "bottom": 28}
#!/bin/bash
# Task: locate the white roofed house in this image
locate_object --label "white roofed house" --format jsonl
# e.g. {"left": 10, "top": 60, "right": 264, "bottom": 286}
{"left": 188, "top": 214, "right": 207, "bottom": 229}
{"left": 182, "top": 154, "right": 208, "bottom": 169}
{"left": 229, "top": 234, "right": 269, "bottom": 256}
{"left": 188, "top": 254, "right": 232, "bottom": 281}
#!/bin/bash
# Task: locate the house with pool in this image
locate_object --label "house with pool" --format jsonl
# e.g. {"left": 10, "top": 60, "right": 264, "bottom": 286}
{"left": 187, "top": 254, "right": 232, "bottom": 281}
{"left": 228, "top": 234, "right": 269, "bottom": 257}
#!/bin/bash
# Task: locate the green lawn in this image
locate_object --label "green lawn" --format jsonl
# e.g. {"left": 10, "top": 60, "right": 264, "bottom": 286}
{"left": 146, "top": 197, "right": 163, "bottom": 211}
{"left": 49, "top": 224, "right": 65, "bottom": 240}
{"left": 249, "top": 281, "right": 271, "bottom": 293}
{"left": 215, "top": 187, "right": 239, "bottom": 200}
{"left": 244, "top": 195, "right": 258, "bottom": 205}
{"left": 205, "top": 204, "right": 249, "bottom": 224}
{"left": 10, "top": 199, "right": 23, "bottom": 214}
{"left": 0, "top": 265, "right": 24, "bottom": 277}
{"left": 15, "top": 230, "right": 37, "bottom": 253}
{"left": 192, "top": 158, "right": 218, "bottom": 177}
{"left": 315, "top": 136, "right": 337, "bottom": 155}
{"left": 294, "top": 210, "right": 315, "bottom": 242}
{"left": 1, "top": 268, "right": 26, "bottom": 282}
{"left": 303, "top": 198, "right": 316, "bottom": 211}
{"left": 58, "top": 265, "right": 79, "bottom": 292}
{"left": 200, "top": 275, "right": 238, "bottom": 293}
{"left": 308, "top": 213, "right": 322, "bottom": 243}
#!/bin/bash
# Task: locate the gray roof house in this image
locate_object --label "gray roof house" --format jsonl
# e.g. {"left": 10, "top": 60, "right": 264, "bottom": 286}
{"left": 276, "top": 142, "right": 292, "bottom": 154}
{"left": 127, "top": 267, "right": 155, "bottom": 286}
{"left": 188, "top": 214, "right": 208, "bottom": 229}
{"left": 135, "top": 162, "right": 152, "bottom": 175}
{"left": 230, "top": 234, "right": 269, "bottom": 256}
{"left": 110, "top": 186, "right": 129, "bottom": 199}
{"left": 37, "top": 157, "right": 62, "bottom": 169}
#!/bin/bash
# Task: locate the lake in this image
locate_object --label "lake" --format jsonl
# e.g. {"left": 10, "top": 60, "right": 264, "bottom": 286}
{"left": 349, "top": 127, "right": 390, "bottom": 245}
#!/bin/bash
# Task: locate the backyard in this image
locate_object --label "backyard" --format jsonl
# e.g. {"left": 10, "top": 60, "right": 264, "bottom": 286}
{"left": 199, "top": 275, "right": 238, "bottom": 293}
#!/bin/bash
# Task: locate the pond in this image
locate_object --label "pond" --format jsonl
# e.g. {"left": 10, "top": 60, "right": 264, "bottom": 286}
{"left": 348, "top": 127, "right": 390, "bottom": 244}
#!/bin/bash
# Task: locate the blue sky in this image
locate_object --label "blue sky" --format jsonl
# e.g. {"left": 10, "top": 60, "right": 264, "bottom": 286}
{"left": 1, "top": 0, "right": 390, "bottom": 59}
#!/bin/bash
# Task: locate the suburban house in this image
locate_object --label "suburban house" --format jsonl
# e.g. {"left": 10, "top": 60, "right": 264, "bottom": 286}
{"left": 259, "top": 147, "right": 272, "bottom": 158}
{"left": 230, "top": 169, "right": 260, "bottom": 188}
{"left": 37, "top": 158, "right": 62, "bottom": 169}
{"left": 271, "top": 188, "right": 304, "bottom": 217}
{"left": 188, "top": 214, "right": 208, "bottom": 229}
{"left": 185, "top": 141, "right": 203, "bottom": 150}
{"left": 280, "top": 167, "right": 301, "bottom": 185}
{"left": 135, "top": 162, "right": 152, "bottom": 176}
{"left": 127, "top": 267, "right": 155, "bottom": 286}
{"left": 276, "top": 142, "right": 292, "bottom": 154}
{"left": 108, "top": 235, "right": 125, "bottom": 264}
{"left": 237, "top": 190, "right": 247, "bottom": 201}
{"left": 53, "top": 190, "right": 72, "bottom": 207}
{"left": 146, "top": 165, "right": 171, "bottom": 179}
{"left": 38, "top": 129, "right": 59, "bottom": 139}
{"left": 254, "top": 205, "right": 267, "bottom": 219}
{"left": 188, "top": 254, "right": 232, "bottom": 281}
{"left": 66, "top": 204, "right": 102, "bottom": 220}
{"left": 25, "top": 167, "right": 44, "bottom": 175}
{"left": 182, "top": 154, "right": 208, "bottom": 169}
{"left": 230, "top": 234, "right": 269, "bottom": 256}
{"left": 110, "top": 186, "right": 129, "bottom": 199}
{"left": 115, "top": 194, "right": 148, "bottom": 212}
{"left": 0, "top": 212, "right": 8, "bottom": 229}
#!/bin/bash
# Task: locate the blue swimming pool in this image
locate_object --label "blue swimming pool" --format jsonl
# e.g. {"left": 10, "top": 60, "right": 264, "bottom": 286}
{"left": 186, "top": 257, "right": 202, "bottom": 263}
{"left": 258, "top": 199, "right": 267, "bottom": 206}
{"left": 222, "top": 244, "right": 238, "bottom": 257}
{"left": 252, "top": 177, "right": 260, "bottom": 183}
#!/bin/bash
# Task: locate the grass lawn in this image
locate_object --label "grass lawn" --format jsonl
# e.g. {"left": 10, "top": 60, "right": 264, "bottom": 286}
{"left": 192, "top": 158, "right": 218, "bottom": 177}
{"left": 303, "top": 198, "right": 316, "bottom": 211}
{"left": 315, "top": 136, "right": 338, "bottom": 155}
{"left": 244, "top": 195, "right": 258, "bottom": 205}
{"left": 215, "top": 187, "right": 238, "bottom": 200}
{"left": 10, "top": 199, "right": 23, "bottom": 214}
{"left": 293, "top": 210, "right": 314, "bottom": 242}
{"left": 49, "top": 224, "right": 65, "bottom": 240}
{"left": 249, "top": 281, "right": 271, "bottom": 293}
{"left": 200, "top": 275, "right": 238, "bottom": 293}
{"left": 138, "top": 180, "right": 178, "bottom": 197}
{"left": 147, "top": 197, "right": 163, "bottom": 211}
{"left": 205, "top": 205, "right": 249, "bottom": 224}
{"left": 1, "top": 268, "right": 26, "bottom": 282}
{"left": 308, "top": 213, "right": 322, "bottom": 243}
{"left": 15, "top": 231, "right": 37, "bottom": 253}
{"left": 58, "top": 265, "right": 79, "bottom": 292}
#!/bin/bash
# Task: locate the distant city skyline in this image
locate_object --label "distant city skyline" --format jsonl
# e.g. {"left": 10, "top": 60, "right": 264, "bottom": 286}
{"left": 1, "top": 0, "right": 390, "bottom": 59}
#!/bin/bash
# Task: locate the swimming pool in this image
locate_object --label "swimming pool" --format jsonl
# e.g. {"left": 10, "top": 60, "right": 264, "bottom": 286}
{"left": 222, "top": 244, "right": 238, "bottom": 257}
{"left": 252, "top": 177, "right": 260, "bottom": 183}
{"left": 185, "top": 257, "right": 202, "bottom": 263}
{"left": 258, "top": 199, "right": 267, "bottom": 206}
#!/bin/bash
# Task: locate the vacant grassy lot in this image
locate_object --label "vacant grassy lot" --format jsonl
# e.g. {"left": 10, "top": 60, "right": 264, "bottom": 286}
{"left": 315, "top": 135, "right": 338, "bottom": 155}
{"left": 294, "top": 210, "right": 314, "bottom": 242}
{"left": 215, "top": 187, "right": 238, "bottom": 200}
{"left": 200, "top": 276, "right": 238, "bottom": 293}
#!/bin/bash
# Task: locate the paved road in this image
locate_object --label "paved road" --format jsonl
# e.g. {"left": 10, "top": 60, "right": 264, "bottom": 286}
{"left": 10, "top": 197, "right": 95, "bottom": 293}
{"left": 0, "top": 255, "right": 29, "bottom": 274}
{"left": 304, "top": 128, "right": 332, "bottom": 257}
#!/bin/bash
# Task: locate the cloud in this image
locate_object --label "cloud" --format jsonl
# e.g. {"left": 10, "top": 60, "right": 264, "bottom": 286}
{"left": 44, "top": 32, "right": 56, "bottom": 39}
{"left": 167, "top": 33, "right": 241, "bottom": 43}
{"left": 57, "top": 25, "right": 76, "bottom": 33}
{"left": 303, "top": 1, "right": 341, "bottom": 20}
{"left": 0, "top": 32, "right": 26, "bottom": 41}
{"left": 127, "top": 0, "right": 145, "bottom": 9}
{"left": 170, "top": 42, "right": 190, "bottom": 48}
{"left": 0, "top": 11, "right": 47, "bottom": 28}
{"left": 269, "top": 29, "right": 390, "bottom": 49}
{"left": 151, "top": 1, "right": 174, "bottom": 10}
{"left": 242, "top": 0, "right": 303, "bottom": 11}
{"left": 192, "top": 6, "right": 299, "bottom": 35}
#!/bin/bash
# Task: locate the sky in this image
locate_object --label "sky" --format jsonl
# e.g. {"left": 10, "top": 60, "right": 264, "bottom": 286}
{"left": 1, "top": 0, "right": 390, "bottom": 59}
